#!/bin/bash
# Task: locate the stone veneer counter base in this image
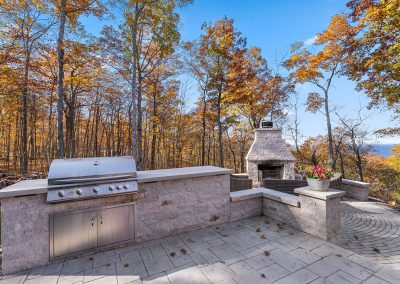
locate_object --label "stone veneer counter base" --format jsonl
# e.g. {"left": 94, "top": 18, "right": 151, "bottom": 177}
{"left": 0, "top": 166, "right": 233, "bottom": 274}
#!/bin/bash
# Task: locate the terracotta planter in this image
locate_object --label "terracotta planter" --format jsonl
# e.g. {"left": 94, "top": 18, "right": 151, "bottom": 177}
{"left": 306, "top": 177, "right": 330, "bottom": 191}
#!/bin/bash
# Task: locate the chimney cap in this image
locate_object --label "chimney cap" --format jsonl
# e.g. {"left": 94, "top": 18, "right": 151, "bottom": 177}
{"left": 261, "top": 121, "right": 273, "bottom": 128}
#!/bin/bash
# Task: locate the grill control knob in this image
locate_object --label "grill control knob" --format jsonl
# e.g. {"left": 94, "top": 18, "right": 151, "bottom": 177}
{"left": 76, "top": 189, "right": 83, "bottom": 195}
{"left": 93, "top": 187, "right": 99, "bottom": 193}
{"left": 124, "top": 184, "right": 129, "bottom": 189}
{"left": 109, "top": 185, "right": 115, "bottom": 191}
{"left": 117, "top": 185, "right": 122, "bottom": 190}
{"left": 58, "top": 190, "right": 65, "bottom": 197}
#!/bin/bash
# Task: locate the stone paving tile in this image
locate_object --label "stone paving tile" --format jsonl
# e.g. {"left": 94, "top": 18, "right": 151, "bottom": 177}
{"left": 374, "top": 266, "right": 400, "bottom": 284}
{"left": 306, "top": 259, "right": 339, "bottom": 277}
{"left": 142, "top": 272, "right": 171, "bottom": 284}
{"left": 143, "top": 256, "right": 175, "bottom": 276}
{"left": 268, "top": 248, "right": 307, "bottom": 272}
{"left": 208, "top": 243, "right": 245, "bottom": 265}
{"left": 244, "top": 253, "right": 274, "bottom": 270}
{"left": 83, "top": 263, "right": 116, "bottom": 283}
{"left": 5, "top": 216, "right": 400, "bottom": 284}
{"left": 325, "top": 270, "right": 362, "bottom": 284}
{"left": 200, "top": 262, "right": 236, "bottom": 284}
{"left": 24, "top": 275, "right": 59, "bottom": 284}
{"left": 116, "top": 257, "right": 148, "bottom": 284}
{"left": 57, "top": 272, "right": 84, "bottom": 284}
{"left": 324, "top": 254, "right": 373, "bottom": 280}
{"left": 166, "top": 265, "right": 210, "bottom": 284}
{"left": 288, "top": 248, "right": 322, "bottom": 264}
{"left": 274, "top": 268, "right": 319, "bottom": 284}
{"left": 363, "top": 276, "right": 392, "bottom": 284}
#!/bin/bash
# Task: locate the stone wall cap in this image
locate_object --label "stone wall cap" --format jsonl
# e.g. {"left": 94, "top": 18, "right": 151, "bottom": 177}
{"left": 136, "top": 166, "right": 233, "bottom": 184}
{"left": 294, "top": 186, "right": 346, "bottom": 200}
{"left": 261, "top": 187, "right": 300, "bottom": 207}
{"left": 341, "top": 179, "right": 371, "bottom": 188}
{"left": 230, "top": 188, "right": 264, "bottom": 202}
{"left": 0, "top": 166, "right": 234, "bottom": 199}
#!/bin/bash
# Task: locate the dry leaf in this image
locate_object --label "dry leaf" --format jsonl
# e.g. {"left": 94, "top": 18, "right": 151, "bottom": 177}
{"left": 170, "top": 252, "right": 176, "bottom": 257}
{"left": 264, "top": 250, "right": 270, "bottom": 256}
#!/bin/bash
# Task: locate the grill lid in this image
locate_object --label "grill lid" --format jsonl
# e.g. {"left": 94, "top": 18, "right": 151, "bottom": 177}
{"left": 48, "top": 156, "right": 137, "bottom": 185}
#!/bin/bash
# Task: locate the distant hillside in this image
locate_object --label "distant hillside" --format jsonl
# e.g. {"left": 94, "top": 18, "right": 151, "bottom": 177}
{"left": 370, "top": 144, "right": 395, "bottom": 157}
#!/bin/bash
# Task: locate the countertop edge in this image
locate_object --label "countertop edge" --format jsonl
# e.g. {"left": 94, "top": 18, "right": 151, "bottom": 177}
{"left": 0, "top": 166, "right": 234, "bottom": 199}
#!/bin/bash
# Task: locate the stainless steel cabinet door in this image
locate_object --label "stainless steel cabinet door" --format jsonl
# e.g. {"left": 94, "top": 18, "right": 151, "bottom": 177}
{"left": 98, "top": 205, "right": 134, "bottom": 247}
{"left": 52, "top": 211, "right": 97, "bottom": 258}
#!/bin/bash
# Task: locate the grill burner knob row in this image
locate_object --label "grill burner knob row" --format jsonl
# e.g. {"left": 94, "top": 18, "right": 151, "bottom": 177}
{"left": 93, "top": 187, "right": 99, "bottom": 193}
{"left": 109, "top": 185, "right": 116, "bottom": 191}
{"left": 124, "top": 184, "right": 129, "bottom": 189}
{"left": 117, "top": 185, "right": 122, "bottom": 190}
{"left": 76, "top": 189, "right": 83, "bottom": 195}
{"left": 58, "top": 190, "right": 65, "bottom": 197}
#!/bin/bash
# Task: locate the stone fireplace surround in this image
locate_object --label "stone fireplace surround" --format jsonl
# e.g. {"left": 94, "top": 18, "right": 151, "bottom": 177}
{"left": 246, "top": 128, "right": 295, "bottom": 187}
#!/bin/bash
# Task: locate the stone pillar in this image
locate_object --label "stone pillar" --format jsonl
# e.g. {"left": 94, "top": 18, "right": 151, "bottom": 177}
{"left": 294, "top": 187, "right": 346, "bottom": 244}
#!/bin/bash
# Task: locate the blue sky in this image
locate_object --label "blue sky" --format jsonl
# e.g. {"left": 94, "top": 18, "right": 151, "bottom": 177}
{"left": 82, "top": 0, "right": 399, "bottom": 145}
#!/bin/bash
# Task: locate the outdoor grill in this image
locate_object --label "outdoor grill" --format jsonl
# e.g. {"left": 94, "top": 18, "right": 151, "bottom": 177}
{"left": 46, "top": 156, "right": 138, "bottom": 203}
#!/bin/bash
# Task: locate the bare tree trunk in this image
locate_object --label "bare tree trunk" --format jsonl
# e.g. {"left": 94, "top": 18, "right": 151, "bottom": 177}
{"left": 137, "top": 73, "right": 143, "bottom": 169}
{"left": 150, "top": 90, "right": 157, "bottom": 170}
{"left": 201, "top": 89, "right": 207, "bottom": 166}
{"left": 130, "top": 1, "right": 140, "bottom": 160}
{"left": 217, "top": 90, "right": 224, "bottom": 167}
{"left": 324, "top": 91, "right": 335, "bottom": 170}
{"left": 21, "top": 50, "right": 30, "bottom": 174}
{"left": 56, "top": 0, "right": 67, "bottom": 158}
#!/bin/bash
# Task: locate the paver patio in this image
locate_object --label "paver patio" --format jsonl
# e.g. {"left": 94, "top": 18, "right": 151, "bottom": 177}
{"left": 1, "top": 216, "right": 399, "bottom": 284}
{"left": 341, "top": 200, "right": 400, "bottom": 271}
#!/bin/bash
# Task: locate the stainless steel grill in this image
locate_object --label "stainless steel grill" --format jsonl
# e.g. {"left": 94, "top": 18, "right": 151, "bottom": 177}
{"left": 47, "top": 156, "right": 138, "bottom": 203}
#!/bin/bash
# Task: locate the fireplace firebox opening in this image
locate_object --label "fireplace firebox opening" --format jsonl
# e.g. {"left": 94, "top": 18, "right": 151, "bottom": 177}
{"left": 258, "top": 164, "right": 284, "bottom": 181}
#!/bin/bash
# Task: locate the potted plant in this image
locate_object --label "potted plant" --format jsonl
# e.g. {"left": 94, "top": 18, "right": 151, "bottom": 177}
{"left": 303, "top": 165, "right": 334, "bottom": 191}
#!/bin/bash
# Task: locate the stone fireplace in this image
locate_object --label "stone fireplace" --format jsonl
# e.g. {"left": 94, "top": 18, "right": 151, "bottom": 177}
{"left": 246, "top": 127, "right": 295, "bottom": 187}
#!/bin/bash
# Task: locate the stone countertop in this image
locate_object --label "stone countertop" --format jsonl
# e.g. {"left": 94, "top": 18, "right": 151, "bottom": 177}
{"left": 0, "top": 166, "right": 233, "bottom": 198}
{"left": 294, "top": 186, "right": 346, "bottom": 200}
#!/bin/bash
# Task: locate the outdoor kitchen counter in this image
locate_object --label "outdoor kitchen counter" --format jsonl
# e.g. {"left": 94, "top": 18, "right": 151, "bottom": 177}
{"left": 0, "top": 166, "right": 233, "bottom": 198}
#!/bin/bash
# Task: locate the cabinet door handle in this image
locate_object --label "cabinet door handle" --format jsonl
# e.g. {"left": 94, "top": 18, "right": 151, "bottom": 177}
{"left": 91, "top": 213, "right": 95, "bottom": 226}
{"left": 100, "top": 213, "right": 103, "bottom": 225}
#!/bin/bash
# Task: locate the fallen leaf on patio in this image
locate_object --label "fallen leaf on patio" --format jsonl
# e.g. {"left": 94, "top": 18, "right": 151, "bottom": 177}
{"left": 261, "top": 273, "right": 266, "bottom": 278}
{"left": 89, "top": 257, "right": 94, "bottom": 261}
{"left": 354, "top": 235, "right": 358, "bottom": 240}
{"left": 373, "top": 247, "right": 380, "bottom": 253}
{"left": 106, "top": 263, "right": 111, "bottom": 267}
{"left": 264, "top": 250, "right": 270, "bottom": 256}
{"left": 260, "top": 235, "right": 267, "bottom": 240}
{"left": 220, "top": 260, "right": 226, "bottom": 264}
{"left": 124, "top": 263, "right": 129, "bottom": 267}
{"left": 264, "top": 219, "right": 270, "bottom": 224}
{"left": 336, "top": 254, "right": 342, "bottom": 257}
{"left": 256, "top": 228, "right": 261, "bottom": 232}
{"left": 170, "top": 252, "right": 176, "bottom": 257}
{"left": 181, "top": 248, "right": 187, "bottom": 254}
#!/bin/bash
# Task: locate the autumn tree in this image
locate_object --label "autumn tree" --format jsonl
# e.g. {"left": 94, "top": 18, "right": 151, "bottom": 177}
{"left": 0, "top": 1, "right": 55, "bottom": 174}
{"left": 101, "top": 0, "right": 190, "bottom": 169}
{"left": 284, "top": 14, "right": 354, "bottom": 170}
{"left": 200, "top": 17, "right": 247, "bottom": 167}
{"left": 51, "top": 0, "right": 106, "bottom": 158}
{"left": 345, "top": 0, "right": 400, "bottom": 109}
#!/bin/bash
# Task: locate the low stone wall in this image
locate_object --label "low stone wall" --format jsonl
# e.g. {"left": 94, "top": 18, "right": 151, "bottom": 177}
{"left": 263, "top": 188, "right": 344, "bottom": 244}
{"left": 230, "top": 187, "right": 345, "bottom": 244}
{"left": 341, "top": 179, "right": 371, "bottom": 201}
